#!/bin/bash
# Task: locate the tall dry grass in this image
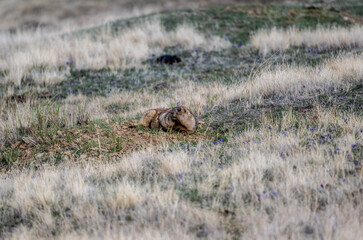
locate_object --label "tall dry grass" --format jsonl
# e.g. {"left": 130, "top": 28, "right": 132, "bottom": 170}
{"left": 242, "top": 54, "right": 363, "bottom": 102}
{"left": 252, "top": 26, "right": 363, "bottom": 55}
{"left": 0, "top": 20, "right": 230, "bottom": 86}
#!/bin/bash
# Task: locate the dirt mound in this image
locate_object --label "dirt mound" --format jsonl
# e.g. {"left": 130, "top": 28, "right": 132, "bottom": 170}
{"left": 11, "top": 120, "right": 209, "bottom": 166}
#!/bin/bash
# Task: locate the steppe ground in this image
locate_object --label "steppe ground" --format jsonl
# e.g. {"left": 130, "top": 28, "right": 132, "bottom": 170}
{"left": 0, "top": 0, "right": 363, "bottom": 239}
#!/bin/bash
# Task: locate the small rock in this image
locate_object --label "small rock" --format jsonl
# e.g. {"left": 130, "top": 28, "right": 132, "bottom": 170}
{"left": 156, "top": 55, "right": 181, "bottom": 64}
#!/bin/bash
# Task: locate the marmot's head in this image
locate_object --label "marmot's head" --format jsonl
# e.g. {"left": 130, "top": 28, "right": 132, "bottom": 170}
{"left": 171, "top": 106, "right": 197, "bottom": 133}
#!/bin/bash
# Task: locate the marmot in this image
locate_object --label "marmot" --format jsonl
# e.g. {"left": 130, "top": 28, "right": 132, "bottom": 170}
{"left": 139, "top": 106, "right": 197, "bottom": 134}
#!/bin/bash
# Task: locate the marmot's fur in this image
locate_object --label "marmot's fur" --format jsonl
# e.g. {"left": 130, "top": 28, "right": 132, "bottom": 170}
{"left": 139, "top": 106, "right": 197, "bottom": 134}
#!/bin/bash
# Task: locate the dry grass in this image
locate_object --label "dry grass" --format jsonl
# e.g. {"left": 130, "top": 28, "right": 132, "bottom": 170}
{"left": 0, "top": 20, "right": 230, "bottom": 86}
{"left": 1, "top": 108, "right": 362, "bottom": 239}
{"left": 242, "top": 54, "right": 363, "bottom": 102}
{"left": 58, "top": 53, "right": 363, "bottom": 116}
{"left": 0, "top": 18, "right": 231, "bottom": 148}
{"left": 1, "top": 54, "right": 362, "bottom": 149}
{"left": 252, "top": 26, "right": 363, "bottom": 55}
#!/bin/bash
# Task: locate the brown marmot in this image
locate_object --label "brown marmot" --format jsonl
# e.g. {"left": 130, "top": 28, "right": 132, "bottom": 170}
{"left": 139, "top": 106, "right": 198, "bottom": 134}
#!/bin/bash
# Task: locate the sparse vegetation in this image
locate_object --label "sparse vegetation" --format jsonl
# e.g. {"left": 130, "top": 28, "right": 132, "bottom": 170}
{"left": 0, "top": 0, "right": 363, "bottom": 239}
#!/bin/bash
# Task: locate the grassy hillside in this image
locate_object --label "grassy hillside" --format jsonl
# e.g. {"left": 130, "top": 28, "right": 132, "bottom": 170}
{"left": 0, "top": 1, "right": 363, "bottom": 239}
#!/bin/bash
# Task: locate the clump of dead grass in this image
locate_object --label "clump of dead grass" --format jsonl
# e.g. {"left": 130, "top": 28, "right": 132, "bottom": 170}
{"left": 252, "top": 25, "right": 363, "bottom": 55}
{"left": 241, "top": 54, "right": 363, "bottom": 102}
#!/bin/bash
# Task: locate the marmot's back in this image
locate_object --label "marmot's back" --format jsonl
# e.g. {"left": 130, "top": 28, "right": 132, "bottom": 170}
{"left": 139, "top": 106, "right": 197, "bottom": 134}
